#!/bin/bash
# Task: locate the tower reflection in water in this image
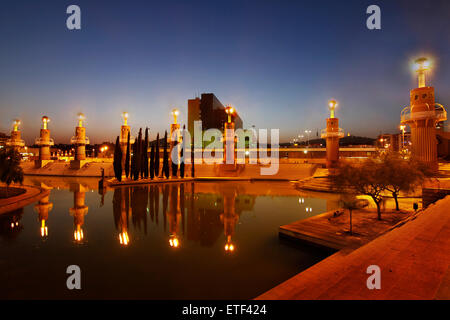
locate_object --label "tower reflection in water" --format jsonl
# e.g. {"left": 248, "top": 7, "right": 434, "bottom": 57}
{"left": 113, "top": 187, "right": 130, "bottom": 246}
{"left": 0, "top": 208, "right": 24, "bottom": 241}
{"left": 34, "top": 193, "right": 53, "bottom": 239}
{"left": 69, "top": 184, "right": 88, "bottom": 243}
{"left": 111, "top": 183, "right": 254, "bottom": 252}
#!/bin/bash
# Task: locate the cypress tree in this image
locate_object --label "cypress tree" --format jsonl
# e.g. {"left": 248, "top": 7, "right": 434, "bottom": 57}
{"left": 143, "top": 128, "right": 149, "bottom": 178}
{"left": 113, "top": 136, "right": 122, "bottom": 182}
{"left": 191, "top": 135, "right": 195, "bottom": 178}
{"left": 131, "top": 138, "right": 137, "bottom": 180}
{"left": 155, "top": 133, "right": 160, "bottom": 177}
{"left": 180, "top": 125, "right": 185, "bottom": 178}
{"left": 163, "top": 131, "right": 170, "bottom": 179}
{"left": 150, "top": 143, "right": 155, "bottom": 180}
{"left": 171, "top": 138, "right": 178, "bottom": 178}
{"left": 125, "top": 131, "right": 131, "bottom": 178}
{"left": 136, "top": 128, "right": 142, "bottom": 180}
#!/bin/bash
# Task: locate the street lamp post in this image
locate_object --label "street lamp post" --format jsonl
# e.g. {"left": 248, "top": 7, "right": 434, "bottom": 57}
{"left": 304, "top": 130, "right": 311, "bottom": 147}
{"left": 399, "top": 125, "right": 406, "bottom": 151}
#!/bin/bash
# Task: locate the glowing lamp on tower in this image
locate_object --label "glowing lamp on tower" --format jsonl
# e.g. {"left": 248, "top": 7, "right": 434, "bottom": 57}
{"left": 171, "top": 109, "right": 180, "bottom": 124}
{"left": 225, "top": 105, "right": 235, "bottom": 123}
{"left": 77, "top": 113, "right": 85, "bottom": 127}
{"left": 122, "top": 112, "right": 129, "bottom": 126}
{"left": 328, "top": 99, "right": 338, "bottom": 118}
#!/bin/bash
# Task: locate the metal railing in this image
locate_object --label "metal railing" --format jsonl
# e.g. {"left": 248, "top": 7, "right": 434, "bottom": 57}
{"left": 5, "top": 139, "right": 25, "bottom": 147}
{"left": 320, "top": 128, "right": 344, "bottom": 138}
{"left": 400, "top": 103, "right": 447, "bottom": 122}
{"left": 35, "top": 137, "right": 55, "bottom": 146}
{"left": 70, "top": 136, "right": 90, "bottom": 145}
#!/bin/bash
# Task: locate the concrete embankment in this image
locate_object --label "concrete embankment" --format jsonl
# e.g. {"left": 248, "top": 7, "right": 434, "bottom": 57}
{"left": 0, "top": 184, "right": 50, "bottom": 215}
{"left": 21, "top": 161, "right": 114, "bottom": 177}
{"left": 22, "top": 161, "right": 319, "bottom": 180}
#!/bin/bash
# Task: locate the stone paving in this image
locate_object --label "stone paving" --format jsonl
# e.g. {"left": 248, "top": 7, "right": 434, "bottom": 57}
{"left": 257, "top": 195, "right": 450, "bottom": 300}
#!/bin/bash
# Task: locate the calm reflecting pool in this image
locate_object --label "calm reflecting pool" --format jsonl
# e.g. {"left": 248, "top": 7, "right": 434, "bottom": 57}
{"left": 0, "top": 178, "right": 339, "bottom": 299}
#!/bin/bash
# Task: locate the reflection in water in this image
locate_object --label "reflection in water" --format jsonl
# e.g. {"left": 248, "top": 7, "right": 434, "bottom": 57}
{"left": 0, "top": 208, "right": 24, "bottom": 240}
{"left": 111, "top": 183, "right": 256, "bottom": 251}
{"left": 221, "top": 187, "right": 239, "bottom": 253}
{"left": 2, "top": 179, "right": 340, "bottom": 299}
{"left": 34, "top": 193, "right": 53, "bottom": 239}
{"left": 69, "top": 184, "right": 89, "bottom": 243}
{"left": 113, "top": 187, "right": 130, "bottom": 246}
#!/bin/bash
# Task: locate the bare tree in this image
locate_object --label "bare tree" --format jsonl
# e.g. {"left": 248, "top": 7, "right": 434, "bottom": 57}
{"left": 380, "top": 153, "right": 428, "bottom": 211}
{"left": 333, "top": 158, "right": 388, "bottom": 220}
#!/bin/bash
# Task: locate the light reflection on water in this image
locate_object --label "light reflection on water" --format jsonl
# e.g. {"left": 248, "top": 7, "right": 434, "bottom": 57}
{"left": 0, "top": 178, "right": 340, "bottom": 299}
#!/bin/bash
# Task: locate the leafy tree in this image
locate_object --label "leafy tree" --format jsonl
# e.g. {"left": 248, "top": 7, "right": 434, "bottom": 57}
{"left": 113, "top": 136, "right": 122, "bottom": 182}
{"left": 125, "top": 131, "right": 131, "bottom": 178}
{"left": 155, "top": 133, "right": 160, "bottom": 177}
{"left": 150, "top": 143, "right": 155, "bottom": 180}
{"left": 0, "top": 148, "right": 24, "bottom": 196}
{"left": 333, "top": 158, "right": 388, "bottom": 220}
{"left": 162, "top": 131, "right": 170, "bottom": 179}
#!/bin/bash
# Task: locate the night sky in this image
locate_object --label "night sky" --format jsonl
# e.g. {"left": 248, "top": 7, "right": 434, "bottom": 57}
{"left": 0, "top": 0, "right": 449, "bottom": 144}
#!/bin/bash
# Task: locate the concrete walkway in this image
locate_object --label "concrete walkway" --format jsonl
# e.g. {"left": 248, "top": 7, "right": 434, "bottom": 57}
{"left": 257, "top": 196, "right": 450, "bottom": 300}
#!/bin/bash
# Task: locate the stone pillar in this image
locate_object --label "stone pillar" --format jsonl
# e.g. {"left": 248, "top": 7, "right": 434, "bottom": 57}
{"left": 321, "top": 100, "right": 343, "bottom": 169}
{"left": 74, "top": 126, "right": 86, "bottom": 160}
{"left": 120, "top": 124, "right": 130, "bottom": 165}
{"left": 39, "top": 129, "right": 51, "bottom": 160}
{"left": 326, "top": 117, "right": 340, "bottom": 168}
{"left": 409, "top": 86, "right": 438, "bottom": 171}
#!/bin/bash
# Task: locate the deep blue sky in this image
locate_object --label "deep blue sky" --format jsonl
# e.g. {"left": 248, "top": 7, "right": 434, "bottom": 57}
{"left": 0, "top": 0, "right": 449, "bottom": 144}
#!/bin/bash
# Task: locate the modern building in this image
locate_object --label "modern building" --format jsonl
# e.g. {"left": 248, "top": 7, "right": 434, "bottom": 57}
{"left": 188, "top": 93, "right": 243, "bottom": 138}
{"left": 377, "top": 133, "right": 411, "bottom": 152}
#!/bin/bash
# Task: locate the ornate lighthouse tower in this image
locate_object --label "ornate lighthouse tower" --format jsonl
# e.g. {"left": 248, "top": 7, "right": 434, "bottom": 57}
{"left": 321, "top": 100, "right": 344, "bottom": 169}
{"left": 70, "top": 113, "right": 90, "bottom": 169}
{"left": 400, "top": 57, "right": 447, "bottom": 171}
{"left": 119, "top": 112, "right": 133, "bottom": 165}
{"left": 35, "top": 116, "right": 54, "bottom": 168}
{"left": 6, "top": 119, "right": 25, "bottom": 152}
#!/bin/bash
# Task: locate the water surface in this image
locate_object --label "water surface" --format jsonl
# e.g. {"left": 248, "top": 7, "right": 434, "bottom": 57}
{"left": 0, "top": 178, "right": 339, "bottom": 299}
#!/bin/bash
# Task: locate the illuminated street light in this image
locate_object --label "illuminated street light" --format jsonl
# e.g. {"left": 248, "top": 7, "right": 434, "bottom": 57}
{"left": 304, "top": 130, "right": 312, "bottom": 147}
{"left": 399, "top": 125, "right": 406, "bottom": 150}
{"left": 171, "top": 108, "right": 180, "bottom": 124}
